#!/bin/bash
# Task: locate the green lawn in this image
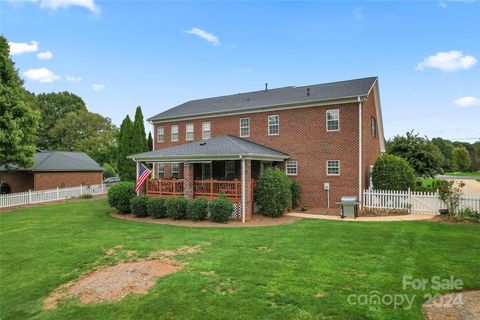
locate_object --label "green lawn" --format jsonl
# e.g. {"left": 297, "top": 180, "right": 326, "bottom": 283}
{"left": 444, "top": 171, "right": 480, "bottom": 177}
{"left": 1, "top": 200, "right": 479, "bottom": 320}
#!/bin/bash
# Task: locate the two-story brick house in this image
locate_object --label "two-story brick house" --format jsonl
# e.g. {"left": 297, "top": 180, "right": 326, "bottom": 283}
{"left": 128, "top": 77, "right": 385, "bottom": 221}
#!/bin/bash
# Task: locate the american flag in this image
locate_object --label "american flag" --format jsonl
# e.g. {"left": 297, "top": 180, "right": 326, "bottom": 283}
{"left": 135, "top": 163, "right": 151, "bottom": 193}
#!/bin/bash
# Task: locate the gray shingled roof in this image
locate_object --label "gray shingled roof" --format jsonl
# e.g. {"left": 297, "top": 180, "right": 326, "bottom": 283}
{"left": 148, "top": 77, "right": 377, "bottom": 121}
{"left": 0, "top": 152, "right": 103, "bottom": 172}
{"left": 128, "top": 135, "right": 289, "bottom": 161}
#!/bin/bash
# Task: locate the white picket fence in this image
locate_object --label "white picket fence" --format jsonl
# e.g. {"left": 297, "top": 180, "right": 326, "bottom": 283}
{"left": 363, "top": 189, "right": 480, "bottom": 214}
{"left": 0, "top": 184, "right": 108, "bottom": 208}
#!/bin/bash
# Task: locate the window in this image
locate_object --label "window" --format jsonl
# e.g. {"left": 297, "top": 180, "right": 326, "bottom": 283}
{"left": 171, "top": 163, "right": 180, "bottom": 179}
{"left": 326, "top": 160, "right": 340, "bottom": 176}
{"left": 157, "top": 126, "right": 165, "bottom": 143}
{"left": 201, "top": 163, "right": 212, "bottom": 180}
{"left": 202, "top": 121, "right": 211, "bottom": 140}
{"left": 268, "top": 115, "right": 279, "bottom": 135}
{"left": 157, "top": 163, "right": 165, "bottom": 179}
{"left": 171, "top": 125, "right": 179, "bottom": 141}
{"left": 225, "top": 161, "right": 236, "bottom": 179}
{"left": 326, "top": 109, "right": 340, "bottom": 131}
{"left": 371, "top": 117, "right": 377, "bottom": 138}
{"left": 285, "top": 161, "right": 298, "bottom": 176}
{"left": 240, "top": 118, "right": 250, "bottom": 137}
{"left": 186, "top": 123, "right": 194, "bottom": 141}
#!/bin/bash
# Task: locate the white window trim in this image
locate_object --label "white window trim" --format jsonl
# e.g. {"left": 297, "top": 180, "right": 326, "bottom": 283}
{"left": 157, "top": 126, "right": 165, "bottom": 143}
{"left": 326, "top": 160, "right": 340, "bottom": 176}
{"left": 186, "top": 123, "right": 194, "bottom": 141}
{"left": 171, "top": 163, "right": 180, "bottom": 178}
{"left": 225, "top": 160, "right": 236, "bottom": 179}
{"left": 157, "top": 163, "right": 165, "bottom": 179}
{"left": 326, "top": 109, "right": 340, "bottom": 132}
{"left": 171, "top": 125, "right": 179, "bottom": 142}
{"left": 202, "top": 121, "right": 211, "bottom": 140}
{"left": 285, "top": 160, "right": 298, "bottom": 176}
{"left": 268, "top": 114, "right": 279, "bottom": 136}
{"left": 240, "top": 117, "right": 250, "bottom": 137}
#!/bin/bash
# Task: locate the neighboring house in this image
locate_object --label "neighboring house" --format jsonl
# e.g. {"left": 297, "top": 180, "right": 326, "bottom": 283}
{"left": 0, "top": 151, "right": 103, "bottom": 193}
{"left": 128, "top": 77, "right": 385, "bottom": 221}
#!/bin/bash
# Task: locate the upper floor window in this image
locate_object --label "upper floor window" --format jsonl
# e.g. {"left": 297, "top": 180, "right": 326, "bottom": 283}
{"left": 225, "top": 161, "right": 236, "bottom": 179}
{"left": 186, "top": 123, "right": 194, "bottom": 141}
{"left": 157, "top": 163, "right": 165, "bottom": 179}
{"left": 326, "top": 160, "right": 340, "bottom": 176}
{"left": 172, "top": 163, "right": 180, "bottom": 179}
{"left": 202, "top": 121, "right": 211, "bottom": 140}
{"left": 157, "top": 126, "right": 165, "bottom": 143}
{"left": 240, "top": 118, "right": 250, "bottom": 137}
{"left": 171, "top": 125, "right": 179, "bottom": 141}
{"left": 285, "top": 160, "right": 298, "bottom": 176}
{"left": 326, "top": 109, "right": 340, "bottom": 131}
{"left": 371, "top": 117, "right": 377, "bottom": 138}
{"left": 268, "top": 115, "right": 279, "bottom": 135}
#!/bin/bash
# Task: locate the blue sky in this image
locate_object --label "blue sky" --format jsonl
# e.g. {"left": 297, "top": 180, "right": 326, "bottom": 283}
{"left": 1, "top": 0, "right": 479, "bottom": 142}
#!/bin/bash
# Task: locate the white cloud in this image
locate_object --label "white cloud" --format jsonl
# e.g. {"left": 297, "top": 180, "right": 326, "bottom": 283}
{"left": 416, "top": 50, "right": 477, "bottom": 71}
{"left": 9, "top": 0, "right": 101, "bottom": 13}
{"left": 92, "top": 83, "right": 105, "bottom": 91}
{"left": 185, "top": 28, "right": 220, "bottom": 46}
{"left": 8, "top": 41, "right": 39, "bottom": 55}
{"left": 453, "top": 96, "right": 480, "bottom": 107}
{"left": 37, "top": 51, "right": 53, "bottom": 60}
{"left": 23, "top": 68, "right": 60, "bottom": 83}
{"left": 439, "top": 1, "right": 448, "bottom": 8}
{"left": 65, "top": 75, "right": 82, "bottom": 81}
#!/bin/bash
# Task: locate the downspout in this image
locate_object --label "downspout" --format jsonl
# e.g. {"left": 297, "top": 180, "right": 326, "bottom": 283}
{"left": 358, "top": 96, "right": 363, "bottom": 209}
{"left": 240, "top": 155, "right": 246, "bottom": 223}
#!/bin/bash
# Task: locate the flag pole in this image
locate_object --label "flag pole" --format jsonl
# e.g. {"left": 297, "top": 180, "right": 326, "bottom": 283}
{"left": 136, "top": 161, "right": 140, "bottom": 196}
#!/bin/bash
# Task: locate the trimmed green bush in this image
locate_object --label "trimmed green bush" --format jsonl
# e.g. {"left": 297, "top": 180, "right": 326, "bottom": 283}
{"left": 291, "top": 180, "right": 301, "bottom": 208}
{"left": 187, "top": 198, "right": 209, "bottom": 221}
{"left": 209, "top": 194, "right": 232, "bottom": 223}
{"left": 372, "top": 154, "right": 416, "bottom": 191}
{"left": 147, "top": 197, "right": 167, "bottom": 218}
{"left": 414, "top": 178, "right": 441, "bottom": 192}
{"left": 80, "top": 194, "right": 93, "bottom": 199}
{"left": 256, "top": 168, "right": 292, "bottom": 217}
{"left": 107, "top": 181, "right": 136, "bottom": 213}
{"left": 130, "top": 196, "right": 149, "bottom": 217}
{"left": 165, "top": 196, "right": 188, "bottom": 219}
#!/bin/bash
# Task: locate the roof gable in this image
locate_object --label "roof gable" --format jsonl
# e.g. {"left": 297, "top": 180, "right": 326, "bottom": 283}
{"left": 0, "top": 152, "right": 103, "bottom": 172}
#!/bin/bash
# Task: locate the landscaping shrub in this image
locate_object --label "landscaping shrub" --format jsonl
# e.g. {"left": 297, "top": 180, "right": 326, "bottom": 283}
{"left": 371, "top": 154, "right": 416, "bottom": 191}
{"left": 130, "top": 196, "right": 149, "bottom": 217}
{"left": 80, "top": 194, "right": 93, "bottom": 199}
{"left": 147, "top": 197, "right": 167, "bottom": 218}
{"left": 438, "top": 180, "right": 465, "bottom": 218}
{"left": 187, "top": 198, "right": 209, "bottom": 221}
{"left": 291, "top": 180, "right": 301, "bottom": 208}
{"left": 165, "top": 196, "right": 188, "bottom": 219}
{"left": 256, "top": 168, "right": 292, "bottom": 217}
{"left": 209, "top": 194, "right": 232, "bottom": 223}
{"left": 459, "top": 207, "right": 480, "bottom": 223}
{"left": 414, "top": 178, "right": 441, "bottom": 192}
{"left": 107, "top": 181, "right": 136, "bottom": 213}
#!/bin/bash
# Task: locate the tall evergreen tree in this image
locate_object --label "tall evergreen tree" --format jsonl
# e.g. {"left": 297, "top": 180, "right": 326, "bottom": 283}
{"left": 132, "top": 106, "right": 148, "bottom": 153}
{"left": 117, "top": 115, "right": 136, "bottom": 181}
{"left": 0, "top": 35, "right": 39, "bottom": 170}
{"left": 147, "top": 131, "right": 153, "bottom": 151}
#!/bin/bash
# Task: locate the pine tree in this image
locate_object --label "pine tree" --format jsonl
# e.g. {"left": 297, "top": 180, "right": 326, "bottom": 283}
{"left": 117, "top": 115, "right": 135, "bottom": 181}
{"left": 147, "top": 131, "right": 153, "bottom": 151}
{"left": 132, "top": 106, "right": 147, "bottom": 153}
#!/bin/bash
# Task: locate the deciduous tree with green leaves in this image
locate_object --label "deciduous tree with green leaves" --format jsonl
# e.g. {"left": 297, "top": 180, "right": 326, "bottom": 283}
{"left": 452, "top": 146, "right": 471, "bottom": 172}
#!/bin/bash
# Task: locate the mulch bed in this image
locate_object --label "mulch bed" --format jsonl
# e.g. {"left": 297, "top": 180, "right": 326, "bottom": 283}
{"left": 423, "top": 290, "right": 480, "bottom": 320}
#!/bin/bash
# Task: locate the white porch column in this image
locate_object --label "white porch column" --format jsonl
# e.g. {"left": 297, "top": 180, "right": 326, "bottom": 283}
{"left": 241, "top": 158, "right": 246, "bottom": 223}
{"left": 136, "top": 161, "right": 140, "bottom": 196}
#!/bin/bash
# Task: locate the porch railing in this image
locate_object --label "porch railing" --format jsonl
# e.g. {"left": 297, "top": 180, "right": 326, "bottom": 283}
{"left": 147, "top": 179, "right": 184, "bottom": 196}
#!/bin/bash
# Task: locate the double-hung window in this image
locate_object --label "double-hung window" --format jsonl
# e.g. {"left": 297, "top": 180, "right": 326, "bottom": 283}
{"left": 326, "top": 109, "right": 340, "bottom": 131}
{"left": 225, "top": 161, "right": 236, "bottom": 179}
{"left": 201, "top": 163, "right": 212, "bottom": 180}
{"left": 171, "top": 163, "right": 180, "bottom": 179}
{"left": 171, "top": 125, "right": 179, "bottom": 141}
{"left": 240, "top": 118, "right": 250, "bottom": 137}
{"left": 186, "top": 123, "right": 194, "bottom": 141}
{"left": 268, "top": 115, "right": 279, "bottom": 135}
{"left": 285, "top": 161, "right": 298, "bottom": 176}
{"left": 202, "top": 121, "right": 211, "bottom": 140}
{"left": 326, "top": 160, "right": 340, "bottom": 176}
{"left": 157, "top": 163, "right": 165, "bottom": 179}
{"left": 157, "top": 126, "right": 165, "bottom": 143}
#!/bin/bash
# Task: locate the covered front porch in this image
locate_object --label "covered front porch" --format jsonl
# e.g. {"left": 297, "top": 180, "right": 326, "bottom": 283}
{"left": 128, "top": 135, "right": 289, "bottom": 222}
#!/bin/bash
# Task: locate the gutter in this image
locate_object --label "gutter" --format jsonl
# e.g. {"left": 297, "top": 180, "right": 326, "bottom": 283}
{"left": 358, "top": 96, "right": 363, "bottom": 209}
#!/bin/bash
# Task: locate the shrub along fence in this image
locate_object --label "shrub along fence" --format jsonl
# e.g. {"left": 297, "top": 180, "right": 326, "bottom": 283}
{"left": 363, "top": 188, "right": 480, "bottom": 214}
{"left": 0, "top": 184, "right": 108, "bottom": 208}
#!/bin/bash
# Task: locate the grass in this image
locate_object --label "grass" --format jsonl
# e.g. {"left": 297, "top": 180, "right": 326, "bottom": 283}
{"left": 1, "top": 200, "right": 479, "bottom": 320}
{"left": 444, "top": 171, "right": 480, "bottom": 177}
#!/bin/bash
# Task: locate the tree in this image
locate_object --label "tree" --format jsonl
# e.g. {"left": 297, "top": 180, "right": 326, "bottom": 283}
{"left": 386, "top": 131, "right": 442, "bottom": 177}
{"left": 132, "top": 106, "right": 148, "bottom": 153}
{"left": 117, "top": 116, "right": 136, "bottom": 181}
{"left": 0, "top": 35, "right": 39, "bottom": 170}
{"left": 432, "top": 137, "right": 455, "bottom": 172}
{"left": 147, "top": 131, "right": 153, "bottom": 151}
{"left": 452, "top": 147, "right": 471, "bottom": 172}
{"left": 371, "top": 153, "right": 416, "bottom": 190}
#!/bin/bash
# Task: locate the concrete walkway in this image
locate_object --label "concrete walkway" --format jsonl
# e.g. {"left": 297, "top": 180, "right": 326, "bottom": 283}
{"left": 436, "top": 174, "right": 480, "bottom": 180}
{"left": 286, "top": 212, "right": 436, "bottom": 222}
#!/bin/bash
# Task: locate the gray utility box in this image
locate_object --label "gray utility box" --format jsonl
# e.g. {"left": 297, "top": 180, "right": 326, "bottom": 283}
{"left": 337, "top": 196, "right": 359, "bottom": 219}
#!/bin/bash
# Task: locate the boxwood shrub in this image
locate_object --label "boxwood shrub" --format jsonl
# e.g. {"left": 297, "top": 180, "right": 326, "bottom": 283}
{"left": 209, "top": 194, "right": 232, "bottom": 223}
{"left": 165, "top": 196, "right": 188, "bottom": 220}
{"left": 130, "top": 196, "right": 149, "bottom": 217}
{"left": 256, "top": 168, "right": 292, "bottom": 217}
{"left": 372, "top": 154, "right": 416, "bottom": 191}
{"left": 107, "top": 181, "right": 136, "bottom": 213}
{"left": 187, "top": 198, "right": 209, "bottom": 221}
{"left": 147, "top": 197, "right": 167, "bottom": 218}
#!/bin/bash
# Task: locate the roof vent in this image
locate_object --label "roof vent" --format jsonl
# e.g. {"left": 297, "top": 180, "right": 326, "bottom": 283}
{"left": 307, "top": 88, "right": 310, "bottom": 96}
{"left": 200, "top": 142, "right": 207, "bottom": 146}
{"left": 265, "top": 83, "right": 268, "bottom": 91}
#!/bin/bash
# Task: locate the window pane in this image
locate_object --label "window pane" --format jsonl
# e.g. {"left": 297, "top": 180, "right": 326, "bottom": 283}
{"left": 286, "top": 161, "right": 297, "bottom": 175}
{"left": 327, "top": 160, "right": 340, "bottom": 175}
{"left": 157, "top": 126, "right": 164, "bottom": 142}
{"left": 171, "top": 125, "right": 179, "bottom": 141}
{"left": 268, "top": 115, "right": 279, "bottom": 135}
{"left": 240, "top": 118, "right": 250, "bottom": 137}
{"left": 186, "top": 123, "right": 194, "bottom": 141}
{"left": 157, "top": 164, "right": 165, "bottom": 178}
{"left": 172, "top": 163, "right": 179, "bottom": 178}
{"left": 225, "top": 161, "right": 236, "bottom": 179}
{"left": 202, "top": 121, "right": 211, "bottom": 140}
{"left": 326, "top": 110, "right": 339, "bottom": 131}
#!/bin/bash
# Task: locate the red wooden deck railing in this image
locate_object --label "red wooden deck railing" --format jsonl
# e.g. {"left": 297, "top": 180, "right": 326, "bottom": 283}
{"left": 146, "top": 179, "right": 184, "bottom": 196}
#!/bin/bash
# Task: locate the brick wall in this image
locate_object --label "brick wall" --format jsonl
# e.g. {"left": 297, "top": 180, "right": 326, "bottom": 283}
{"left": 33, "top": 171, "right": 103, "bottom": 190}
{"left": 0, "top": 172, "right": 34, "bottom": 193}
{"left": 362, "top": 87, "right": 382, "bottom": 192}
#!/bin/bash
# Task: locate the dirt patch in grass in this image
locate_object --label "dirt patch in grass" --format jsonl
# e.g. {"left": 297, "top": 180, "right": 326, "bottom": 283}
{"left": 423, "top": 290, "right": 480, "bottom": 320}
